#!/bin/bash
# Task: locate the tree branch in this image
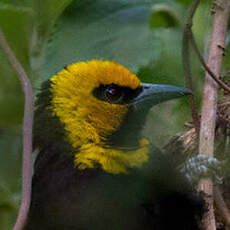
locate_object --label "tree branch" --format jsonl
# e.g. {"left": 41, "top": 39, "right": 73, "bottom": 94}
{"left": 0, "top": 28, "right": 34, "bottom": 230}
{"left": 214, "top": 187, "right": 230, "bottom": 229}
{"left": 182, "top": 0, "right": 201, "bottom": 137}
{"left": 190, "top": 32, "right": 230, "bottom": 93}
{"left": 198, "top": 1, "right": 230, "bottom": 230}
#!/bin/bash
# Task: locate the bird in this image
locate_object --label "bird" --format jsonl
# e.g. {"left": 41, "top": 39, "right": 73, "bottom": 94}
{"left": 24, "top": 60, "right": 205, "bottom": 230}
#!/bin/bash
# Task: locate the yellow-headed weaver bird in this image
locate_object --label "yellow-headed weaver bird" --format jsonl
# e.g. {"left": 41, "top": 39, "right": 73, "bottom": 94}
{"left": 24, "top": 60, "right": 205, "bottom": 230}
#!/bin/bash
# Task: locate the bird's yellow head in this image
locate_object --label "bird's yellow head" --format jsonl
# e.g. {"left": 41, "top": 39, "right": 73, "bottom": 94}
{"left": 35, "top": 60, "right": 191, "bottom": 174}
{"left": 50, "top": 60, "right": 140, "bottom": 148}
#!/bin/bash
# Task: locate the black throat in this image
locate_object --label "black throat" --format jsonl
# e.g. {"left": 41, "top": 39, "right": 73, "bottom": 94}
{"left": 105, "top": 106, "right": 149, "bottom": 150}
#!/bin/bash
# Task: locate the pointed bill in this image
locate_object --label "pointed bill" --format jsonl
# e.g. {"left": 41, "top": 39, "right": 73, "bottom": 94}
{"left": 129, "top": 83, "right": 192, "bottom": 110}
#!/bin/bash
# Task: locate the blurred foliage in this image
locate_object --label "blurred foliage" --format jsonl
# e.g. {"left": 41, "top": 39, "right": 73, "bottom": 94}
{"left": 0, "top": 4, "right": 33, "bottom": 126}
{"left": 0, "top": 0, "right": 229, "bottom": 229}
{"left": 0, "top": 128, "right": 21, "bottom": 230}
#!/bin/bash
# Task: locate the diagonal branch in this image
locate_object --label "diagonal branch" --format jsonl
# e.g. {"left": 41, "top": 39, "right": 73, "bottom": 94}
{"left": 190, "top": 32, "right": 230, "bottom": 93}
{"left": 0, "top": 28, "right": 34, "bottom": 230}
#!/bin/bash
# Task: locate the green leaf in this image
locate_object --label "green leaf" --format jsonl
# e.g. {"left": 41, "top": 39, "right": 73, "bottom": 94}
{"left": 0, "top": 128, "right": 22, "bottom": 190}
{"left": 0, "top": 4, "right": 34, "bottom": 71}
{"left": 137, "top": 23, "right": 205, "bottom": 139}
{"left": 32, "top": 0, "right": 74, "bottom": 42}
{"left": 0, "top": 130, "right": 21, "bottom": 230}
{"left": 0, "top": 0, "right": 32, "bottom": 7}
{"left": 173, "top": 0, "right": 192, "bottom": 6}
{"left": 0, "top": 4, "right": 34, "bottom": 126}
{"left": 149, "top": 2, "right": 185, "bottom": 28}
{"left": 137, "top": 28, "right": 185, "bottom": 85}
{"left": 40, "top": 0, "right": 161, "bottom": 82}
{"left": 173, "top": 0, "right": 209, "bottom": 6}
{"left": 30, "top": 0, "right": 74, "bottom": 83}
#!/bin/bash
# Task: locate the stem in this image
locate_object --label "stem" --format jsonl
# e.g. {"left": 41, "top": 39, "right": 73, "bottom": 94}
{"left": 198, "top": 1, "right": 230, "bottom": 230}
{"left": 190, "top": 33, "right": 230, "bottom": 93}
{"left": 182, "top": 0, "right": 201, "bottom": 136}
{"left": 0, "top": 28, "right": 34, "bottom": 230}
{"left": 214, "top": 187, "right": 230, "bottom": 229}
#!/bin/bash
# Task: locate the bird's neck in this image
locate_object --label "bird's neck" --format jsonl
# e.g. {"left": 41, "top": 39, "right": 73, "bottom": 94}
{"left": 34, "top": 81, "right": 150, "bottom": 174}
{"left": 105, "top": 107, "right": 149, "bottom": 149}
{"left": 74, "top": 138, "right": 150, "bottom": 174}
{"left": 74, "top": 108, "right": 150, "bottom": 174}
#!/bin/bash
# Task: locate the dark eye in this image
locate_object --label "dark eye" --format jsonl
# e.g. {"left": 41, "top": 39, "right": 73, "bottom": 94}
{"left": 104, "top": 85, "right": 123, "bottom": 103}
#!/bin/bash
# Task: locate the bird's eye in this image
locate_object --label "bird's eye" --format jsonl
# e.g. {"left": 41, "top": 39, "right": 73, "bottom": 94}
{"left": 104, "top": 85, "right": 123, "bottom": 103}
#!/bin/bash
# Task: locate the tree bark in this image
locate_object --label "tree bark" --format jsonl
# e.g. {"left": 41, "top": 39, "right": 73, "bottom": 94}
{"left": 198, "top": 1, "right": 230, "bottom": 230}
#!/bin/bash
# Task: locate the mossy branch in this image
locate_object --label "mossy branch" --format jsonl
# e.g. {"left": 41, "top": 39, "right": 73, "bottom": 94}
{"left": 0, "top": 28, "right": 34, "bottom": 230}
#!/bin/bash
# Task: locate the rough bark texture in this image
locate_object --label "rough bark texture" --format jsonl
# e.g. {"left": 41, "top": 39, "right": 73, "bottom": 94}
{"left": 214, "top": 187, "right": 230, "bottom": 229}
{"left": 198, "top": 1, "right": 230, "bottom": 230}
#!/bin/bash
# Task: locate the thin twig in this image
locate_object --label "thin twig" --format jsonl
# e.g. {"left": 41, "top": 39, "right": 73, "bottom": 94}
{"left": 0, "top": 28, "right": 34, "bottom": 230}
{"left": 182, "top": 0, "right": 201, "bottom": 137}
{"left": 190, "top": 32, "right": 230, "bottom": 93}
{"left": 185, "top": 0, "right": 201, "bottom": 27}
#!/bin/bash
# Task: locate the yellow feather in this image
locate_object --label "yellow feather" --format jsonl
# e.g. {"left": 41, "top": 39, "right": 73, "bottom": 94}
{"left": 50, "top": 60, "right": 148, "bottom": 174}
